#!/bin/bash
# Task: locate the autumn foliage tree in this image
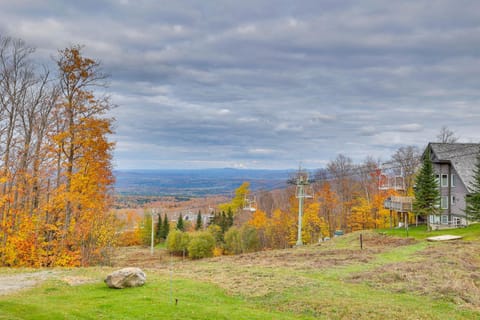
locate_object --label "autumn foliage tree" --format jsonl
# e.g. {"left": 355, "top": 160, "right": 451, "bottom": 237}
{"left": 0, "top": 37, "right": 117, "bottom": 267}
{"left": 248, "top": 208, "right": 268, "bottom": 247}
{"left": 302, "top": 202, "right": 328, "bottom": 244}
{"left": 218, "top": 181, "right": 251, "bottom": 214}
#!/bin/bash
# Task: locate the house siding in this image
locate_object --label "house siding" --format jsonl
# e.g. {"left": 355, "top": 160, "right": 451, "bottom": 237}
{"left": 433, "top": 163, "right": 468, "bottom": 218}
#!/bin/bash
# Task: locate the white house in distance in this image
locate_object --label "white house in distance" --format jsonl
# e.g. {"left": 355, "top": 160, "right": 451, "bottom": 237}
{"left": 425, "top": 142, "right": 480, "bottom": 228}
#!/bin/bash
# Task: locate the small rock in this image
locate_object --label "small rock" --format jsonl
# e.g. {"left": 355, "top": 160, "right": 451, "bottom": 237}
{"left": 104, "top": 267, "right": 146, "bottom": 289}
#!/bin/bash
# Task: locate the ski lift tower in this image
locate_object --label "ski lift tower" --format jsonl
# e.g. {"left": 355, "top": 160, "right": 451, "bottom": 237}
{"left": 287, "top": 168, "right": 314, "bottom": 246}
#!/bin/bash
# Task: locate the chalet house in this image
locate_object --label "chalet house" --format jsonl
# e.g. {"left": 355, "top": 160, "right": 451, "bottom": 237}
{"left": 425, "top": 142, "right": 480, "bottom": 227}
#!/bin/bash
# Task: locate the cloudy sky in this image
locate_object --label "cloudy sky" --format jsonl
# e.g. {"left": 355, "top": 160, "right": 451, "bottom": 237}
{"left": 1, "top": 0, "right": 480, "bottom": 169}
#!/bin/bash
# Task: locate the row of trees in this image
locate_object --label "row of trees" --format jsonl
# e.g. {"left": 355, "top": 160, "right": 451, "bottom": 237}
{"left": 212, "top": 147, "right": 418, "bottom": 250}
{"left": 161, "top": 148, "right": 418, "bottom": 257}
{"left": 149, "top": 130, "right": 480, "bottom": 258}
{"left": 0, "top": 36, "right": 116, "bottom": 266}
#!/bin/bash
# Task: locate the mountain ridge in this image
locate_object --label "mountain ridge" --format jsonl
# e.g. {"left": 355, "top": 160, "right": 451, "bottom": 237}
{"left": 114, "top": 168, "right": 296, "bottom": 196}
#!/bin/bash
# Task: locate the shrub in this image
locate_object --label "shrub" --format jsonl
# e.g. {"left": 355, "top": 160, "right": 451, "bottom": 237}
{"left": 187, "top": 232, "right": 216, "bottom": 259}
{"left": 224, "top": 225, "right": 260, "bottom": 255}
{"left": 166, "top": 230, "right": 190, "bottom": 256}
{"left": 213, "top": 247, "right": 223, "bottom": 257}
{"left": 207, "top": 224, "right": 224, "bottom": 245}
{"left": 116, "top": 230, "right": 142, "bottom": 246}
{"left": 224, "top": 226, "right": 242, "bottom": 255}
{"left": 241, "top": 225, "right": 260, "bottom": 253}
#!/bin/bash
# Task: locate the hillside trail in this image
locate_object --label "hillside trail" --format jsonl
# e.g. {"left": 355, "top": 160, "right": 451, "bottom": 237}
{"left": 0, "top": 270, "right": 62, "bottom": 295}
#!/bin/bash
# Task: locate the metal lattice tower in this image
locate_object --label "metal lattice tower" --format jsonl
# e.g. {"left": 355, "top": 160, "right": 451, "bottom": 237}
{"left": 288, "top": 168, "right": 314, "bottom": 246}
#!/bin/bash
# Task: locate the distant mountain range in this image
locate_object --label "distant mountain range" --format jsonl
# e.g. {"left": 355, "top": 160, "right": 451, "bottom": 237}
{"left": 114, "top": 168, "right": 295, "bottom": 196}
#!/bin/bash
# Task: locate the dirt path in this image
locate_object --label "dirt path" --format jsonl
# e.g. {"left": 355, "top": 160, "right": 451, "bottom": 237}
{"left": 0, "top": 271, "right": 61, "bottom": 295}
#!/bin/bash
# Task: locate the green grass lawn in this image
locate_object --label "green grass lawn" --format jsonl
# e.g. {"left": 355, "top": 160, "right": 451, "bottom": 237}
{"left": 0, "top": 275, "right": 309, "bottom": 320}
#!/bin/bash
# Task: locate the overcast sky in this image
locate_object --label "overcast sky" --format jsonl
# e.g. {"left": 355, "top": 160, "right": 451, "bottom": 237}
{"left": 1, "top": 0, "right": 480, "bottom": 169}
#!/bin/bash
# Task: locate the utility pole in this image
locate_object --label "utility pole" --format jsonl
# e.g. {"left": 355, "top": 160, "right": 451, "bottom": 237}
{"left": 288, "top": 168, "right": 313, "bottom": 246}
{"left": 151, "top": 208, "right": 158, "bottom": 255}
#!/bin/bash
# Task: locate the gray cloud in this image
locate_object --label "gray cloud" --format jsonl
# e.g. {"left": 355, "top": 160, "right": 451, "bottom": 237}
{"left": 1, "top": 0, "right": 480, "bottom": 169}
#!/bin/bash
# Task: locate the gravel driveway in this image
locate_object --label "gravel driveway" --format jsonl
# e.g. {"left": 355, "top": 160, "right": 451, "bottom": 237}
{"left": 0, "top": 271, "right": 61, "bottom": 295}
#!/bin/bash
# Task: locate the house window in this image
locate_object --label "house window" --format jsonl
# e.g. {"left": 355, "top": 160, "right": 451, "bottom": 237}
{"left": 441, "top": 215, "right": 448, "bottom": 224}
{"left": 451, "top": 174, "right": 456, "bottom": 187}
{"left": 429, "top": 215, "right": 440, "bottom": 224}
{"left": 441, "top": 196, "right": 448, "bottom": 209}
{"left": 435, "top": 174, "right": 440, "bottom": 186}
{"left": 441, "top": 174, "right": 448, "bottom": 187}
{"left": 451, "top": 196, "right": 456, "bottom": 206}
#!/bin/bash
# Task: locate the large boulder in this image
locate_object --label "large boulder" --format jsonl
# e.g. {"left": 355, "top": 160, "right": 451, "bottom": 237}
{"left": 104, "top": 267, "right": 146, "bottom": 289}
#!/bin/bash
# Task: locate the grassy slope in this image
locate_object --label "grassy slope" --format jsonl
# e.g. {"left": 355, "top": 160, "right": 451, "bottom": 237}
{"left": 1, "top": 226, "right": 480, "bottom": 319}
{"left": 378, "top": 222, "right": 480, "bottom": 240}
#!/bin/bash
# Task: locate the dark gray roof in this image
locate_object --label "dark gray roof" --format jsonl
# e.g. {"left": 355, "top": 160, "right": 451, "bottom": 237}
{"left": 429, "top": 143, "right": 480, "bottom": 193}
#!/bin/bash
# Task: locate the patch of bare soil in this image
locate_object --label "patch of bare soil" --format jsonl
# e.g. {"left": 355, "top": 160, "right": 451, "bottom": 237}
{"left": 110, "top": 246, "right": 170, "bottom": 269}
{"left": 348, "top": 241, "right": 480, "bottom": 310}
{"left": 0, "top": 271, "right": 62, "bottom": 295}
{"left": 359, "top": 232, "right": 417, "bottom": 248}
{"left": 60, "top": 276, "right": 98, "bottom": 286}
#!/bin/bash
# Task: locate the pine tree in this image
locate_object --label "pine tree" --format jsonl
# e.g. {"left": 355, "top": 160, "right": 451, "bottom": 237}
{"left": 220, "top": 211, "right": 227, "bottom": 233}
{"left": 156, "top": 213, "right": 163, "bottom": 239}
{"left": 176, "top": 213, "right": 184, "bottom": 231}
{"left": 226, "top": 208, "right": 234, "bottom": 229}
{"left": 162, "top": 213, "right": 170, "bottom": 239}
{"left": 195, "top": 211, "right": 202, "bottom": 230}
{"left": 466, "top": 154, "right": 480, "bottom": 221}
{"left": 413, "top": 149, "right": 440, "bottom": 225}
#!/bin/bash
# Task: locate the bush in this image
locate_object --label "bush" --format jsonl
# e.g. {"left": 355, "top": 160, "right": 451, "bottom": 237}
{"left": 207, "top": 224, "right": 224, "bottom": 245}
{"left": 213, "top": 247, "right": 223, "bottom": 256}
{"left": 224, "top": 226, "right": 242, "bottom": 255}
{"left": 166, "top": 230, "right": 190, "bottom": 256}
{"left": 187, "top": 232, "right": 216, "bottom": 259}
{"left": 241, "top": 225, "right": 260, "bottom": 253}
{"left": 224, "top": 225, "right": 260, "bottom": 255}
{"left": 116, "top": 230, "right": 142, "bottom": 246}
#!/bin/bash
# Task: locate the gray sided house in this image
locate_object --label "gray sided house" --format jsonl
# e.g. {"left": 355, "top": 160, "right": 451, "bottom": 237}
{"left": 425, "top": 143, "right": 480, "bottom": 227}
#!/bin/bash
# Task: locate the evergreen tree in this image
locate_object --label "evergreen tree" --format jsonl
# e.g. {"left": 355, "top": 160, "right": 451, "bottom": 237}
{"left": 156, "top": 213, "right": 163, "bottom": 239}
{"left": 176, "top": 213, "right": 184, "bottom": 231}
{"left": 212, "top": 212, "right": 221, "bottom": 226}
{"left": 195, "top": 210, "right": 202, "bottom": 230}
{"left": 162, "top": 213, "right": 170, "bottom": 239}
{"left": 226, "top": 207, "right": 234, "bottom": 229}
{"left": 466, "top": 154, "right": 480, "bottom": 221}
{"left": 220, "top": 211, "right": 227, "bottom": 233}
{"left": 413, "top": 149, "right": 440, "bottom": 225}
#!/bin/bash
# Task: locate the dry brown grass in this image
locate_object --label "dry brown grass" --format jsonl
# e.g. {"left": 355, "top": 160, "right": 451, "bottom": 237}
{"left": 348, "top": 240, "right": 480, "bottom": 310}
{"left": 110, "top": 232, "right": 419, "bottom": 298}
{"left": 110, "top": 246, "right": 170, "bottom": 268}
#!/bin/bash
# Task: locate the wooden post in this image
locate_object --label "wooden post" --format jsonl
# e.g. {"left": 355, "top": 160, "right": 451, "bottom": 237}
{"left": 389, "top": 209, "right": 393, "bottom": 229}
{"left": 405, "top": 213, "right": 409, "bottom": 237}
{"left": 360, "top": 233, "right": 363, "bottom": 250}
{"left": 150, "top": 212, "right": 155, "bottom": 255}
